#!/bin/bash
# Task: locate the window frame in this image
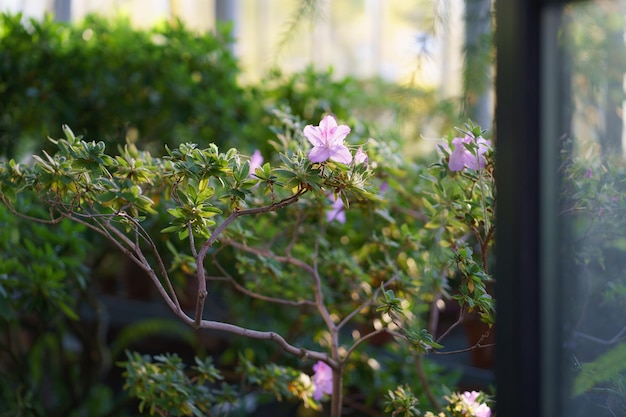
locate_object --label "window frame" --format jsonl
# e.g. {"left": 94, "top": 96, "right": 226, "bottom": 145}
{"left": 495, "top": 1, "right": 569, "bottom": 416}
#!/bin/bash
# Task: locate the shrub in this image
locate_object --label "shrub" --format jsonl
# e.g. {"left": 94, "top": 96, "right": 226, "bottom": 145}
{"left": 0, "top": 13, "right": 263, "bottom": 158}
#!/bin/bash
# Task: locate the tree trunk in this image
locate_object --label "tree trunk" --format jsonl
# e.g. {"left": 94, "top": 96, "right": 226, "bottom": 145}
{"left": 330, "top": 366, "right": 343, "bottom": 417}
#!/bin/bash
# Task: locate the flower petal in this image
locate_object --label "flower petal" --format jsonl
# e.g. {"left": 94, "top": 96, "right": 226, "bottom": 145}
{"left": 328, "top": 125, "right": 351, "bottom": 145}
{"left": 319, "top": 115, "right": 338, "bottom": 131}
{"left": 448, "top": 146, "right": 467, "bottom": 171}
{"left": 326, "top": 196, "right": 346, "bottom": 223}
{"left": 249, "top": 150, "right": 263, "bottom": 175}
{"left": 354, "top": 146, "right": 368, "bottom": 164}
{"left": 475, "top": 404, "right": 491, "bottom": 417}
{"left": 304, "top": 125, "right": 324, "bottom": 147}
{"left": 312, "top": 361, "right": 333, "bottom": 401}
{"left": 329, "top": 146, "right": 352, "bottom": 164}
{"left": 309, "top": 147, "right": 331, "bottom": 163}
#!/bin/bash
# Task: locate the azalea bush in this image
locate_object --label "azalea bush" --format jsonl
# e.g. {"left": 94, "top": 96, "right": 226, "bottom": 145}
{"left": 0, "top": 11, "right": 480, "bottom": 416}
{"left": 0, "top": 110, "right": 495, "bottom": 417}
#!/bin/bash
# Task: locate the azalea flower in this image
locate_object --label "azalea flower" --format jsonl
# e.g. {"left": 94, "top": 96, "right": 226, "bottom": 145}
{"left": 379, "top": 181, "right": 389, "bottom": 194}
{"left": 458, "top": 391, "right": 491, "bottom": 417}
{"left": 474, "top": 403, "right": 492, "bottom": 417}
{"left": 249, "top": 149, "right": 263, "bottom": 177}
{"left": 447, "top": 135, "right": 491, "bottom": 172}
{"left": 461, "top": 391, "right": 481, "bottom": 404}
{"left": 326, "top": 195, "right": 346, "bottom": 224}
{"left": 444, "top": 391, "right": 491, "bottom": 417}
{"left": 303, "top": 115, "right": 352, "bottom": 164}
{"left": 354, "top": 146, "right": 368, "bottom": 165}
{"left": 311, "top": 361, "right": 333, "bottom": 401}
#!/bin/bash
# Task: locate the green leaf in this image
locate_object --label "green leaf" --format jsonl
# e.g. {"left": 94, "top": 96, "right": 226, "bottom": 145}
{"left": 55, "top": 300, "right": 79, "bottom": 321}
{"left": 573, "top": 344, "right": 626, "bottom": 396}
{"left": 161, "top": 225, "right": 183, "bottom": 234}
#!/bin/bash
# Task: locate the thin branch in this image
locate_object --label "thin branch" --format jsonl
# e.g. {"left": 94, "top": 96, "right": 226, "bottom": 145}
{"left": 223, "top": 239, "right": 317, "bottom": 276}
{"left": 70, "top": 213, "right": 141, "bottom": 263}
{"left": 7, "top": 191, "right": 184, "bottom": 315}
{"left": 573, "top": 327, "right": 626, "bottom": 345}
{"left": 193, "top": 188, "right": 308, "bottom": 325}
{"left": 127, "top": 216, "right": 181, "bottom": 312}
{"left": 180, "top": 315, "right": 335, "bottom": 366}
{"left": 66, "top": 212, "right": 182, "bottom": 314}
{"left": 310, "top": 233, "right": 337, "bottom": 335}
{"left": 435, "top": 329, "right": 494, "bottom": 355}
{"left": 210, "top": 251, "right": 316, "bottom": 307}
{"left": 481, "top": 224, "right": 495, "bottom": 272}
{"left": 436, "top": 306, "right": 466, "bottom": 344}
{"left": 274, "top": 0, "right": 323, "bottom": 58}
{"left": 188, "top": 222, "right": 207, "bottom": 327}
{"left": 222, "top": 233, "right": 336, "bottom": 334}
{"left": 196, "top": 189, "right": 307, "bottom": 264}
{"left": 285, "top": 210, "right": 305, "bottom": 256}
{"left": 412, "top": 354, "right": 441, "bottom": 412}
{"left": 188, "top": 222, "right": 198, "bottom": 257}
{"left": 342, "top": 328, "right": 402, "bottom": 362}
{"left": 337, "top": 275, "right": 398, "bottom": 330}
{"left": 0, "top": 195, "right": 64, "bottom": 224}
{"left": 394, "top": 205, "right": 430, "bottom": 222}
{"left": 428, "top": 292, "right": 442, "bottom": 336}
{"left": 434, "top": 342, "right": 495, "bottom": 355}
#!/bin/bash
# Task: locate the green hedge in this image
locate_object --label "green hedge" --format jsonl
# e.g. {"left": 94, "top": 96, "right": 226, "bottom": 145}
{"left": 0, "top": 13, "right": 265, "bottom": 158}
{"left": 0, "top": 12, "right": 446, "bottom": 161}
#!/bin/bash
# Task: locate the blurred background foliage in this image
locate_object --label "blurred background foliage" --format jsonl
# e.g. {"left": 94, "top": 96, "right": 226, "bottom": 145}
{"left": 0, "top": 11, "right": 453, "bottom": 161}
{"left": 0, "top": 12, "right": 260, "bottom": 158}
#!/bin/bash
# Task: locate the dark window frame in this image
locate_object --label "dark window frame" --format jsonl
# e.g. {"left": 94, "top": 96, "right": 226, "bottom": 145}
{"left": 495, "top": 1, "right": 570, "bottom": 416}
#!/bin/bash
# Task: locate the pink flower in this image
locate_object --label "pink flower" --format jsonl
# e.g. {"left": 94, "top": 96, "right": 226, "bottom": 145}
{"left": 326, "top": 195, "right": 346, "bottom": 224}
{"left": 462, "top": 391, "right": 480, "bottom": 403}
{"left": 354, "top": 146, "right": 368, "bottom": 165}
{"left": 312, "top": 361, "right": 333, "bottom": 401}
{"left": 249, "top": 150, "right": 263, "bottom": 177}
{"left": 474, "top": 403, "right": 492, "bottom": 417}
{"left": 447, "top": 135, "right": 491, "bottom": 172}
{"left": 460, "top": 391, "right": 491, "bottom": 417}
{"left": 304, "top": 115, "right": 352, "bottom": 164}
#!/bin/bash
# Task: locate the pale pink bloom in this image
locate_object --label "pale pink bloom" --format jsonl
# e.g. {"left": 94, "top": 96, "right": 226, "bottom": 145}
{"left": 326, "top": 195, "right": 346, "bottom": 224}
{"left": 312, "top": 361, "right": 333, "bottom": 401}
{"left": 447, "top": 136, "right": 491, "bottom": 172}
{"left": 303, "top": 115, "right": 352, "bottom": 164}
{"left": 461, "top": 391, "right": 480, "bottom": 404}
{"left": 354, "top": 146, "right": 368, "bottom": 165}
{"left": 249, "top": 150, "right": 263, "bottom": 177}
{"left": 474, "top": 403, "right": 492, "bottom": 417}
{"left": 460, "top": 391, "right": 491, "bottom": 417}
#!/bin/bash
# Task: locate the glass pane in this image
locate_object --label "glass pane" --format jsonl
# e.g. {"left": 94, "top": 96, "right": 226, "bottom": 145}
{"left": 547, "top": 1, "right": 626, "bottom": 415}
